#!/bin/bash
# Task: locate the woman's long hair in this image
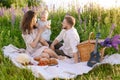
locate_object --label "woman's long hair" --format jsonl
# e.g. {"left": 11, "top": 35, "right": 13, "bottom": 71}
{"left": 21, "top": 10, "right": 37, "bottom": 34}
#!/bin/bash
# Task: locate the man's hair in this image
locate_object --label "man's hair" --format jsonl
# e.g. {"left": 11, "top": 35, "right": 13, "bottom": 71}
{"left": 65, "top": 16, "right": 75, "bottom": 27}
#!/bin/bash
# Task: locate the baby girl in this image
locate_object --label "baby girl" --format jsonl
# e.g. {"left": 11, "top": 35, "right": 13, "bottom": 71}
{"left": 37, "top": 10, "right": 51, "bottom": 47}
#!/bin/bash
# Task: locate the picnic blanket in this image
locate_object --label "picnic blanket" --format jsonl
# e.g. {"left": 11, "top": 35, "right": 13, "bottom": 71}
{"left": 2, "top": 44, "right": 120, "bottom": 80}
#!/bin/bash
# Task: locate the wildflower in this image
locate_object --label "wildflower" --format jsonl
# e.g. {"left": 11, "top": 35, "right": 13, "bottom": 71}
{"left": 53, "top": 4, "right": 55, "bottom": 12}
{"left": 109, "top": 23, "right": 116, "bottom": 38}
{"left": 77, "top": 8, "right": 80, "bottom": 15}
{"left": 45, "top": 5, "right": 48, "bottom": 11}
{"left": 22, "top": 6, "right": 29, "bottom": 14}
{"left": 77, "top": 7, "right": 83, "bottom": 31}
{"left": 11, "top": 7, "right": 16, "bottom": 26}
{"left": 80, "top": 19, "right": 82, "bottom": 24}
{"left": 65, "top": 12, "right": 70, "bottom": 17}
{"left": 98, "top": 16, "right": 101, "bottom": 22}
{"left": 32, "top": 6, "right": 36, "bottom": 11}
{"left": 84, "top": 18, "right": 87, "bottom": 32}
{"left": 100, "top": 38, "right": 112, "bottom": 47}
{"left": 89, "top": 3, "right": 93, "bottom": 11}
{"left": 77, "top": 8, "right": 80, "bottom": 19}
{"left": 100, "top": 23, "right": 120, "bottom": 50}
{"left": 0, "top": 8, "right": 4, "bottom": 17}
{"left": 111, "top": 35, "right": 120, "bottom": 50}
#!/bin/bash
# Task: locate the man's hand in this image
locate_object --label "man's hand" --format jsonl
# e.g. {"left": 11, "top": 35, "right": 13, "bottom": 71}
{"left": 40, "top": 38, "right": 49, "bottom": 47}
{"left": 50, "top": 44, "right": 55, "bottom": 50}
{"left": 73, "top": 53, "right": 79, "bottom": 63}
{"left": 50, "top": 39, "right": 59, "bottom": 50}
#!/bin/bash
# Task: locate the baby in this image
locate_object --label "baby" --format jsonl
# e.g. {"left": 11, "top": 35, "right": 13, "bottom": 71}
{"left": 37, "top": 10, "right": 51, "bottom": 46}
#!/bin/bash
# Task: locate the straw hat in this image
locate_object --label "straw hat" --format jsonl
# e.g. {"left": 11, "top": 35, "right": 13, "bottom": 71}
{"left": 16, "top": 53, "right": 30, "bottom": 65}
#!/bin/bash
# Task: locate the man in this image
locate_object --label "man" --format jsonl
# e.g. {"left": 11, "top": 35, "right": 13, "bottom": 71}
{"left": 50, "top": 15, "right": 80, "bottom": 63}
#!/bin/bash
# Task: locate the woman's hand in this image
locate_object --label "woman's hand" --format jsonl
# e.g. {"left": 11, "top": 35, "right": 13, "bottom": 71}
{"left": 35, "top": 23, "right": 38, "bottom": 27}
{"left": 38, "top": 27, "right": 46, "bottom": 34}
{"left": 30, "top": 27, "right": 46, "bottom": 48}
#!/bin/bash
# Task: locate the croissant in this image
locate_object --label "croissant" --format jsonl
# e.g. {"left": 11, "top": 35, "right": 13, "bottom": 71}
{"left": 38, "top": 58, "right": 58, "bottom": 66}
{"left": 38, "top": 58, "right": 49, "bottom": 66}
{"left": 48, "top": 58, "right": 58, "bottom": 66}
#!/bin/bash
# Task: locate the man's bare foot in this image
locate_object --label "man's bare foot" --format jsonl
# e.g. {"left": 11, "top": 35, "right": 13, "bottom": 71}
{"left": 58, "top": 56, "right": 65, "bottom": 60}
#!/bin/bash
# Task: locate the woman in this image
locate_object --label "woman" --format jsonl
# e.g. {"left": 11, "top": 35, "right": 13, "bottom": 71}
{"left": 21, "top": 10, "right": 61, "bottom": 60}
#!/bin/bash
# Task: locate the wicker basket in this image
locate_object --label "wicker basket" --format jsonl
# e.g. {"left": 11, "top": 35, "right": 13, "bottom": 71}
{"left": 77, "top": 32, "right": 106, "bottom": 62}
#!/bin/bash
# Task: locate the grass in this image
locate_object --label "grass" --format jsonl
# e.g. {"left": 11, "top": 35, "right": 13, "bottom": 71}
{"left": 0, "top": 4, "right": 120, "bottom": 80}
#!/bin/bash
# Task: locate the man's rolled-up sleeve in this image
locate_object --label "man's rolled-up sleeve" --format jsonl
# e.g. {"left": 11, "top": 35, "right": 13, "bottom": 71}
{"left": 55, "top": 29, "right": 65, "bottom": 42}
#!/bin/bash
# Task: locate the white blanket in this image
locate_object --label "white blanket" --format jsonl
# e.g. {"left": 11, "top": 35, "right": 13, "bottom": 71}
{"left": 2, "top": 44, "right": 120, "bottom": 80}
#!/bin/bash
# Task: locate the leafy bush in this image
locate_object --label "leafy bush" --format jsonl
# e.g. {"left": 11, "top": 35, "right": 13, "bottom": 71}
{"left": 0, "top": 3, "right": 120, "bottom": 80}
{"left": 0, "top": 0, "right": 43, "bottom": 8}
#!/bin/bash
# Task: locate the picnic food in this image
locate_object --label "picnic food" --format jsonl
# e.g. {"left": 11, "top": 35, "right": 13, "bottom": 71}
{"left": 48, "top": 58, "right": 58, "bottom": 66}
{"left": 38, "top": 58, "right": 58, "bottom": 66}
{"left": 34, "top": 57, "right": 41, "bottom": 61}
{"left": 16, "top": 53, "right": 30, "bottom": 65}
{"left": 38, "top": 58, "right": 49, "bottom": 66}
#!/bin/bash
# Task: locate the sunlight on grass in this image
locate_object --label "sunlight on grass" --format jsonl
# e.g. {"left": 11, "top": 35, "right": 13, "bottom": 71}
{"left": 0, "top": 1, "right": 120, "bottom": 80}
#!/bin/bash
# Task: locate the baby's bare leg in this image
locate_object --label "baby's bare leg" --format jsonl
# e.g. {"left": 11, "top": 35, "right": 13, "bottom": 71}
{"left": 40, "top": 38, "right": 49, "bottom": 46}
{"left": 34, "top": 53, "right": 50, "bottom": 61}
{"left": 43, "top": 48, "right": 59, "bottom": 58}
{"left": 41, "top": 53, "right": 50, "bottom": 58}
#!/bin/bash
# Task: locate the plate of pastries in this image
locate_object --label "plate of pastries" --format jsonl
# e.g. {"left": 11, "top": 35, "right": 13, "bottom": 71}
{"left": 34, "top": 57, "right": 58, "bottom": 66}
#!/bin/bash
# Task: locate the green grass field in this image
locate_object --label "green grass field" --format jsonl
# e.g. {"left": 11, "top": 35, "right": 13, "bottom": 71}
{"left": 0, "top": 4, "right": 120, "bottom": 80}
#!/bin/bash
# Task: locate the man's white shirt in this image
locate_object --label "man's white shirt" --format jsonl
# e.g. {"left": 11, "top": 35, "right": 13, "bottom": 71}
{"left": 56, "top": 27, "right": 80, "bottom": 57}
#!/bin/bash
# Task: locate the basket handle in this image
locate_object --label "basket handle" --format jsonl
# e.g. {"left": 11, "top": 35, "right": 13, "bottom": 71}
{"left": 100, "top": 47, "right": 106, "bottom": 61}
{"left": 88, "top": 32, "right": 94, "bottom": 43}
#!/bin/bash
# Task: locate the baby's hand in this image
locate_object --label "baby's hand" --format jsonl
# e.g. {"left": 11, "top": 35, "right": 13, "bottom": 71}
{"left": 44, "top": 20, "right": 51, "bottom": 29}
{"left": 48, "top": 20, "right": 51, "bottom": 25}
{"left": 45, "top": 25, "right": 51, "bottom": 29}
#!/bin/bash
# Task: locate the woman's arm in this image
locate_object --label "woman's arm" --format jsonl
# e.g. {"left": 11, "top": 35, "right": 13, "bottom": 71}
{"left": 30, "top": 28, "right": 45, "bottom": 48}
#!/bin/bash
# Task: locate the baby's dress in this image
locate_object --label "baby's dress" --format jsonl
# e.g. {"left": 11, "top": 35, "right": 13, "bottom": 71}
{"left": 22, "top": 29, "right": 48, "bottom": 58}
{"left": 37, "top": 19, "right": 51, "bottom": 41}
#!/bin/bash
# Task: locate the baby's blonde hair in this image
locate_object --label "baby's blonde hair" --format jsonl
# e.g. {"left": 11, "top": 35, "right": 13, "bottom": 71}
{"left": 41, "top": 10, "right": 49, "bottom": 16}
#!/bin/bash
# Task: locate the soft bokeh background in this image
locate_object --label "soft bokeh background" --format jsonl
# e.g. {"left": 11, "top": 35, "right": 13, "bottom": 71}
{"left": 0, "top": 0, "right": 120, "bottom": 80}
{"left": 44, "top": 0, "right": 120, "bottom": 10}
